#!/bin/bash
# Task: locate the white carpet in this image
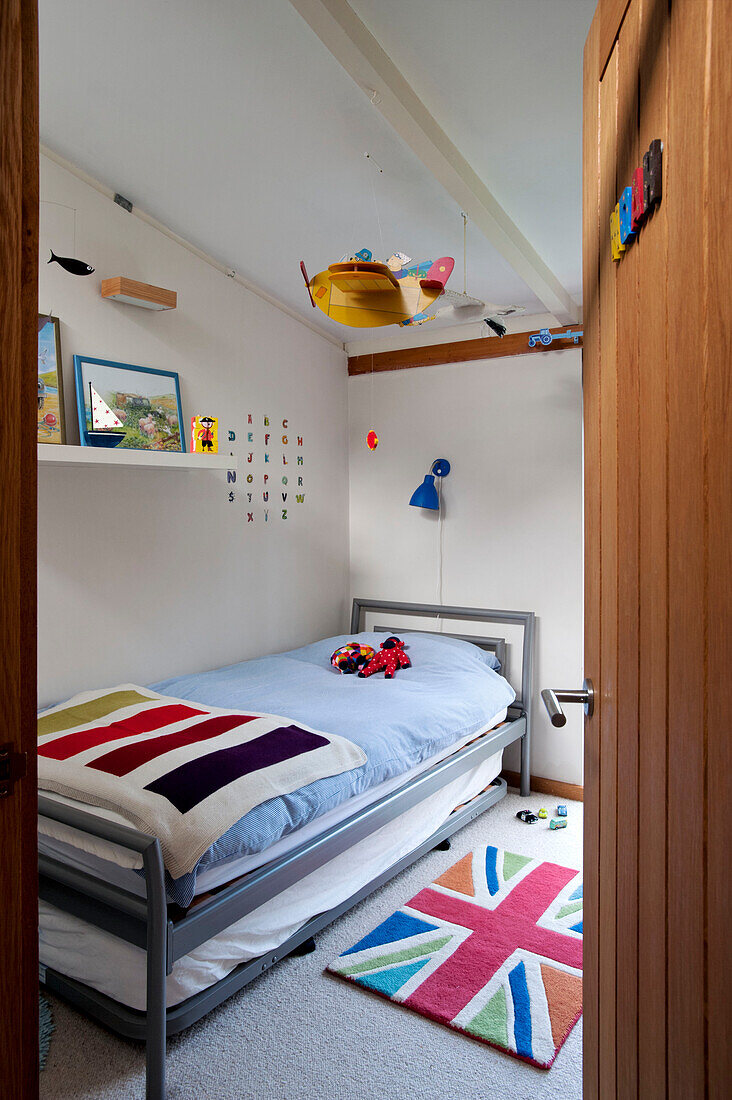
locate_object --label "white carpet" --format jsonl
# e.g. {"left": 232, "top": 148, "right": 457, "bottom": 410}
{"left": 40, "top": 791, "right": 583, "bottom": 1100}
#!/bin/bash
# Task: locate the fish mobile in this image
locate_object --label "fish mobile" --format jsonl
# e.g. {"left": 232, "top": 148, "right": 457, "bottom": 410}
{"left": 48, "top": 250, "right": 95, "bottom": 276}
{"left": 300, "top": 249, "right": 522, "bottom": 330}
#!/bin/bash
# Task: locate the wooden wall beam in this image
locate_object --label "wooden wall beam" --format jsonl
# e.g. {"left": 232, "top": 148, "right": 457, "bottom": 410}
{"left": 348, "top": 326, "right": 583, "bottom": 376}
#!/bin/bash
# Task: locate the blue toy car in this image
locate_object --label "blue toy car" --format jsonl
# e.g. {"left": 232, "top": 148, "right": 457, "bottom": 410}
{"left": 557, "top": 804, "right": 568, "bottom": 817}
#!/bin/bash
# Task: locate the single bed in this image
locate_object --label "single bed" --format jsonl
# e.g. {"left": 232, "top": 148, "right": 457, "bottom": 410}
{"left": 38, "top": 599, "right": 535, "bottom": 1100}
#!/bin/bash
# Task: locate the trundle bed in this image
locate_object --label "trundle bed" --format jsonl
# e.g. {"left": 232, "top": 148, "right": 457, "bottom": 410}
{"left": 38, "top": 599, "right": 535, "bottom": 1099}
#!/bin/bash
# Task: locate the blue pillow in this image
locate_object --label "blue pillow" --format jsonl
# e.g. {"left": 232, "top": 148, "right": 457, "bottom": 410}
{"left": 404, "top": 632, "right": 502, "bottom": 672}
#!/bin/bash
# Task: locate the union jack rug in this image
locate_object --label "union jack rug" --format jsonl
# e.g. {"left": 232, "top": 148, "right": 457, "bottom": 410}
{"left": 327, "top": 846, "right": 582, "bottom": 1068}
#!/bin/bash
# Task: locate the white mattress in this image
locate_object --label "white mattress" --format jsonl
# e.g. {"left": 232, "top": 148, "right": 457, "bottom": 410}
{"left": 39, "top": 748, "right": 504, "bottom": 1010}
{"left": 38, "top": 708, "right": 507, "bottom": 897}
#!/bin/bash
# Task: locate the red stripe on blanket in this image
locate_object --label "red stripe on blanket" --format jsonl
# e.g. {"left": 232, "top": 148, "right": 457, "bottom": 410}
{"left": 38, "top": 704, "right": 208, "bottom": 761}
{"left": 87, "top": 713, "right": 260, "bottom": 776}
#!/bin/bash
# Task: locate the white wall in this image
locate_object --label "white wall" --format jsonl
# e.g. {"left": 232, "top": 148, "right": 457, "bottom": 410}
{"left": 348, "top": 347, "right": 584, "bottom": 786}
{"left": 38, "top": 155, "right": 349, "bottom": 707}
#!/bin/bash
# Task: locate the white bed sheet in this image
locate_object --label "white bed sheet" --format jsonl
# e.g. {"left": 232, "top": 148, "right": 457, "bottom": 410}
{"left": 39, "top": 748, "right": 504, "bottom": 1010}
{"left": 38, "top": 709, "right": 507, "bottom": 897}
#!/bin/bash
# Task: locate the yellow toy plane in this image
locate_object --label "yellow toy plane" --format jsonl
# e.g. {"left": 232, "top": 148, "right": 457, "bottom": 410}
{"left": 300, "top": 250, "right": 485, "bottom": 328}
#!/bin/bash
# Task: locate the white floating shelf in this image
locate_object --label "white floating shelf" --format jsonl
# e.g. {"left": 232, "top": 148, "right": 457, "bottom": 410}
{"left": 38, "top": 444, "right": 237, "bottom": 471}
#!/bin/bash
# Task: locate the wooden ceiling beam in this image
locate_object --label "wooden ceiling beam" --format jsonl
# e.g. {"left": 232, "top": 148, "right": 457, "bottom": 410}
{"left": 348, "top": 326, "right": 583, "bottom": 375}
{"left": 289, "top": 0, "right": 580, "bottom": 324}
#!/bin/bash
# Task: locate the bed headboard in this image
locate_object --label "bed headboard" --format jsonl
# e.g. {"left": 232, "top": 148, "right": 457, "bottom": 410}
{"left": 350, "top": 598, "right": 535, "bottom": 720}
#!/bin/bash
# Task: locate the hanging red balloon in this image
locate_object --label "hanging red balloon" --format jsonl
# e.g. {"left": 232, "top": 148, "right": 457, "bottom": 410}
{"left": 366, "top": 429, "right": 379, "bottom": 451}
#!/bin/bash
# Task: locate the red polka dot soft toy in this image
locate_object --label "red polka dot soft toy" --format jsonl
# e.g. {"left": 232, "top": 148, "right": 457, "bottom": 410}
{"left": 357, "top": 636, "right": 411, "bottom": 679}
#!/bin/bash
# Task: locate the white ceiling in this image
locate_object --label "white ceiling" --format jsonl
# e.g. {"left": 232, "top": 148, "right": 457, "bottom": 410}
{"left": 38, "top": 0, "right": 594, "bottom": 341}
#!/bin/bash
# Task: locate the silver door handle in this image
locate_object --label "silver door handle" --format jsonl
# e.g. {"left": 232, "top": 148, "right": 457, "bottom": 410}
{"left": 541, "top": 679, "right": 595, "bottom": 726}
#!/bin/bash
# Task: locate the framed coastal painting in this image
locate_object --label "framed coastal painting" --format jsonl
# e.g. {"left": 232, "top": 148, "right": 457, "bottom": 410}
{"left": 37, "top": 315, "right": 66, "bottom": 444}
{"left": 73, "top": 356, "right": 185, "bottom": 451}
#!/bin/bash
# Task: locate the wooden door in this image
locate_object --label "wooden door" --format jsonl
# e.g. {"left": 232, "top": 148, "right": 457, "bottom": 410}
{"left": 583, "top": 0, "right": 731, "bottom": 1096}
{"left": 0, "top": 1, "right": 39, "bottom": 1096}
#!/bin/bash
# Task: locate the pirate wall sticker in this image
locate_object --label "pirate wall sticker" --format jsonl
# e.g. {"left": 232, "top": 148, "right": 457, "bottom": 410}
{"left": 191, "top": 415, "right": 219, "bottom": 453}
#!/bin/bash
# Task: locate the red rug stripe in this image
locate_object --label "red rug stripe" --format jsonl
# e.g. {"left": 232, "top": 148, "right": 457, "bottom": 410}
{"left": 87, "top": 713, "right": 259, "bottom": 776}
{"left": 38, "top": 704, "right": 207, "bottom": 761}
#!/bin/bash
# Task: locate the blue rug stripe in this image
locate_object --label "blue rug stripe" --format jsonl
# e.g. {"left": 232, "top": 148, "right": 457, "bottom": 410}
{"left": 484, "top": 845, "right": 500, "bottom": 896}
{"left": 341, "top": 910, "right": 438, "bottom": 956}
{"left": 354, "top": 958, "right": 430, "bottom": 997}
{"left": 509, "top": 960, "right": 533, "bottom": 1059}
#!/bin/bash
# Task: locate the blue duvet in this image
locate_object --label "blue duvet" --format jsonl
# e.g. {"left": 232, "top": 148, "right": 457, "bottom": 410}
{"left": 151, "top": 631, "right": 515, "bottom": 905}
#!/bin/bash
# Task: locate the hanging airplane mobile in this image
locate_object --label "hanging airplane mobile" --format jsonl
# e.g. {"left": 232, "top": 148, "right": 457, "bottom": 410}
{"left": 299, "top": 249, "right": 517, "bottom": 329}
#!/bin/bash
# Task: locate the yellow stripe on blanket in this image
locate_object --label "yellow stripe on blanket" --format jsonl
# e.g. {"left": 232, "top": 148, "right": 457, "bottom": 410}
{"left": 38, "top": 689, "right": 155, "bottom": 737}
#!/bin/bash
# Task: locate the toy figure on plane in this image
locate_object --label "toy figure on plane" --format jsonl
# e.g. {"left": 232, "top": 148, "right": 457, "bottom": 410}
{"left": 300, "top": 248, "right": 490, "bottom": 329}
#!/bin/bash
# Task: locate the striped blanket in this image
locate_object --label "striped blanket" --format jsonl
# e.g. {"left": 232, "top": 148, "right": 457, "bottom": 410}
{"left": 37, "top": 685, "right": 367, "bottom": 878}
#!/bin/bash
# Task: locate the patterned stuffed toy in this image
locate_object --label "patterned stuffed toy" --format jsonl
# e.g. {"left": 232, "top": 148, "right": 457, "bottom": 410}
{"left": 331, "top": 642, "right": 376, "bottom": 674}
{"left": 358, "top": 636, "right": 411, "bottom": 679}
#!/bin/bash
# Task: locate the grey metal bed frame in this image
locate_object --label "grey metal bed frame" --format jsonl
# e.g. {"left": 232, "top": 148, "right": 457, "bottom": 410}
{"left": 38, "top": 599, "right": 534, "bottom": 1099}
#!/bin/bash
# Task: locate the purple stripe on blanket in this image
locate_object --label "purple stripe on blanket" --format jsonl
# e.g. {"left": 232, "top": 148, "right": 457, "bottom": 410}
{"left": 144, "top": 725, "right": 329, "bottom": 813}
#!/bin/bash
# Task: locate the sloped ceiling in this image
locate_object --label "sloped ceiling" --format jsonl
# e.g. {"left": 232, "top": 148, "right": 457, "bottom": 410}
{"left": 38, "top": 0, "right": 594, "bottom": 341}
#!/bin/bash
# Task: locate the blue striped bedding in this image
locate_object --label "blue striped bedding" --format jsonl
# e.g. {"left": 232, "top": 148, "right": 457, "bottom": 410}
{"left": 151, "top": 631, "right": 515, "bottom": 906}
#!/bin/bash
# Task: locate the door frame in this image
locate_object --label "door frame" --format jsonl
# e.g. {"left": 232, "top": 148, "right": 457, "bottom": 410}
{"left": 0, "top": 0, "right": 40, "bottom": 1095}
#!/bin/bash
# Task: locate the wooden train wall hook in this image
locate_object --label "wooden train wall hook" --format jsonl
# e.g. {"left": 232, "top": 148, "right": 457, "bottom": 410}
{"left": 611, "top": 138, "right": 662, "bottom": 262}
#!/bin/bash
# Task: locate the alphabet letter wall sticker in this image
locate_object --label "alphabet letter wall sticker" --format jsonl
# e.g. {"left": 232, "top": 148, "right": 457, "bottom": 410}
{"left": 227, "top": 470, "right": 236, "bottom": 484}
{"left": 232, "top": 412, "right": 307, "bottom": 525}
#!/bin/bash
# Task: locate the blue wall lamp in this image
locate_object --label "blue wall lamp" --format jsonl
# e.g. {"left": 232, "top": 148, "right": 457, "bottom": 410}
{"left": 409, "top": 458, "right": 451, "bottom": 510}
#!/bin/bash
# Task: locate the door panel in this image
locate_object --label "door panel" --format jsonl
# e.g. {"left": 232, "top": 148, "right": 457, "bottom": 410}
{"left": 583, "top": 0, "right": 731, "bottom": 1096}
{"left": 613, "top": 6, "right": 640, "bottom": 1095}
{"left": 636, "top": 0, "right": 669, "bottom": 1093}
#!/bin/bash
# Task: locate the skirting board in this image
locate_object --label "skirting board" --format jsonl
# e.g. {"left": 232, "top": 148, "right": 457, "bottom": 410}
{"left": 501, "top": 770, "right": 584, "bottom": 802}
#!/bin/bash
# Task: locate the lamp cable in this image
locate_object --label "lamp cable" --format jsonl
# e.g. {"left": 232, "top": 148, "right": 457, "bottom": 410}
{"left": 437, "top": 476, "right": 445, "bottom": 630}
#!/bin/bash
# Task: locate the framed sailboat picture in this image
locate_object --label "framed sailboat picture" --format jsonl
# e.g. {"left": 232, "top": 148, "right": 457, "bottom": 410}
{"left": 73, "top": 356, "right": 185, "bottom": 451}
{"left": 38, "top": 315, "right": 66, "bottom": 444}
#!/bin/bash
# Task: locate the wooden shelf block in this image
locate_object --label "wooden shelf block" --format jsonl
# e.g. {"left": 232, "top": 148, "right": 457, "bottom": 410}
{"left": 101, "top": 276, "right": 177, "bottom": 311}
